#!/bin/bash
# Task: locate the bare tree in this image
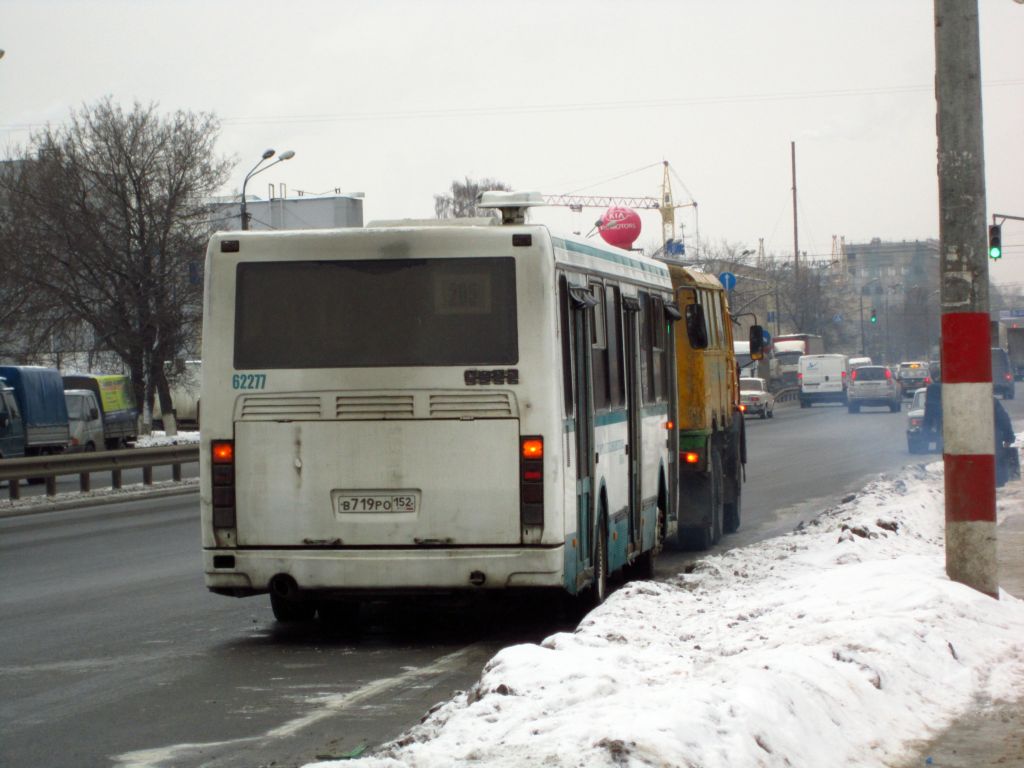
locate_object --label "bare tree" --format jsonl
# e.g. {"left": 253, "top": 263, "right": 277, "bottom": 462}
{"left": 0, "top": 98, "right": 232, "bottom": 431}
{"left": 434, "top": 177, "right": 511, "bottom": 219}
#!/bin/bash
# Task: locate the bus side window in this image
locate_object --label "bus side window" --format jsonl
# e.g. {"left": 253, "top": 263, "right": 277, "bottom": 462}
{"left": 606, "top": 284, "right": 624, "bottom": 408}
{"left": 651, "top": 295, "right": 668, "bottom": 402}
{"left": 639, "top": 291, "right": 655, "bottom": 405}
{"left": 558, "top": 275, "right": 574, "bottom": 418}
{"left": 590, "top": 282, "right": 610, "bottom": 410}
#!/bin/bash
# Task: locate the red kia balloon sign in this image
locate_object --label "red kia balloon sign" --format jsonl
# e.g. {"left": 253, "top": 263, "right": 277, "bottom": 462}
{"left": 597, "top": 207, "right": 642, "bottom": 249}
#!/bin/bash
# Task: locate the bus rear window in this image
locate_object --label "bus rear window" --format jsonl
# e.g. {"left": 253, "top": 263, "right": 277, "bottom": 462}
{"left": 234, "top": 258, "right": 518, "bottom": 368}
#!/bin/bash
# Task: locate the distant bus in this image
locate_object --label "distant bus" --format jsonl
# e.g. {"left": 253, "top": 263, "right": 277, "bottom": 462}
{"left": 199, "top": 193, "right": 677, "bottom": 621}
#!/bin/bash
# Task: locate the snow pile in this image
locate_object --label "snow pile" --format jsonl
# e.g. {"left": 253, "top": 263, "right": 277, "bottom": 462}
{"left": 134, "top": 430, "right": 200, "bottom": 447}
{"left": 308, "top": 463, "right": 1024, "bottom": 768}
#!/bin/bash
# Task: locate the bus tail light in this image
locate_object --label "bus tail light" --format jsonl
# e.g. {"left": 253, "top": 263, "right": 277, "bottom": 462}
{"left": 520, "top": 436, "right": 544, "bottom": 527}
{"left": 682, "top": 450, "right": 701, "bottom": 465}
{"left": 211, "top": 439, "right": 236, "bottom": 529}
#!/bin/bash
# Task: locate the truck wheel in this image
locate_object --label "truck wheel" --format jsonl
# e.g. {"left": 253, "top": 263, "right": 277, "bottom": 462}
{"left": 678, "top": 450, "right": 723, "bottom": 551}
{"left": 724, "top": 471, "right": 741, "bottom": 535}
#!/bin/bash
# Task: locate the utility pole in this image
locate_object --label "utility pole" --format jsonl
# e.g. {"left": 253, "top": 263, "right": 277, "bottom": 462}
{"left": 791, "top": 141, "right": 799, "bottom": 282}
{"left": 934, "top": 0, "right": 997, "bottom": 598}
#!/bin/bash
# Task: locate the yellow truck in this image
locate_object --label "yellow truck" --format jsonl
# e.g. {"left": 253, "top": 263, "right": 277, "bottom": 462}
{"left": 61, "top": 373, "right": 139, "bottom": 449}
{"left": 668, "top": 265, "right": 761, "bottom": 550}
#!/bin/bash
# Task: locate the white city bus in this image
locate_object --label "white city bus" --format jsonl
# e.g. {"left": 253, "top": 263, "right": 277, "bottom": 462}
{"left": 200, "top": 193, "right": 678, "bottom": 621}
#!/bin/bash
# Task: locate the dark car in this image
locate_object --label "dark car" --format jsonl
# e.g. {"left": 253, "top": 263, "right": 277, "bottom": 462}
{"left": 992, "top": 348, "right": 1015, "bottom": 400}
{"left": 896, "top": 361, "right": 930, "bottom": 398}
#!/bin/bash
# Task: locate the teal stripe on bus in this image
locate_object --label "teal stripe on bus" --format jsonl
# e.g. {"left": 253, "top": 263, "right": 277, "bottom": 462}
{"left": 565, "top": 404, "right": 667, "bottom": 432}
{"left": 551, "top": 237, "right": 670, "bottom": 279}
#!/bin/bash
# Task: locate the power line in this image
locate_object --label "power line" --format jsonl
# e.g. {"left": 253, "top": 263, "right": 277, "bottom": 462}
{"left": 2, "top": 80, "right": 1022, "bottom": 134}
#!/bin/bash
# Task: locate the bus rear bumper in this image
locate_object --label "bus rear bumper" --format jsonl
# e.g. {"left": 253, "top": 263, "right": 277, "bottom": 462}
{"left": 204, "top": 545, "right": 567, "bottom": 596}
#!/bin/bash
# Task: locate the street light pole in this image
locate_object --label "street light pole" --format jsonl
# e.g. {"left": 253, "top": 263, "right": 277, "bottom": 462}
{"left": 240, "top": 148, "right": 296, "bottom": 230}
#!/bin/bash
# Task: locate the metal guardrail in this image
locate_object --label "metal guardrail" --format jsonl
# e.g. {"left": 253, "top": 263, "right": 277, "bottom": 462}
{"left": 773, "top": 387, "right": 801, "bottom": 404}
{"left": 0, "top": 445, "right": 199, "bottom": 501}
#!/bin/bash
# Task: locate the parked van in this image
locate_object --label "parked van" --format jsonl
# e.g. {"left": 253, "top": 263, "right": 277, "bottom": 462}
{"left": 798, "top": 354, "right": 849, "bottom": 407}
{"left": 64, "top": 389, "right": 105, "bottom": 452}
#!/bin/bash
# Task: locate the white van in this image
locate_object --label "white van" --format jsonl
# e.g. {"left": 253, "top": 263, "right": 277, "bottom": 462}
{"left": 798, "top": 354, "right": 849, "bottom": 408}
{"left": 64, "top": 389, "right": 105, "bottom": 452}
{"left": 848, "top": 356, "right": 872, "bottom": 371}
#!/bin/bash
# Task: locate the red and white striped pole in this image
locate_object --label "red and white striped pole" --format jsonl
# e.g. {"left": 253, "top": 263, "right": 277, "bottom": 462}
{"left": 941, "top": 315, "right": 997, "bottom": 596}
{"left": 934, "top": 0, "right": 998, "bottom": 598}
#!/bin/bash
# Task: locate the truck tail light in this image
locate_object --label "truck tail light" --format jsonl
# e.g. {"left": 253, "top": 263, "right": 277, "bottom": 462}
{"left": 211, "top": 439, "right": 236, "bottom": 528}
{"left": 520, "top": 436, "right": 543, "bottom": 527}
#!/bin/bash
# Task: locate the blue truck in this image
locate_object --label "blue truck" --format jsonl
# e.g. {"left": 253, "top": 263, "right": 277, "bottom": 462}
{"left": 0, "top": 366, "right": 71, "bottom": 459}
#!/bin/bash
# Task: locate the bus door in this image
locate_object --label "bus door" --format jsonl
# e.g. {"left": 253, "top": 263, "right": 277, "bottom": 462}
{"left": 569, "top": 285, "right": 599, "bottom": 576}
{"left": 623, "top": 295, "right": 643, "bottom": 553}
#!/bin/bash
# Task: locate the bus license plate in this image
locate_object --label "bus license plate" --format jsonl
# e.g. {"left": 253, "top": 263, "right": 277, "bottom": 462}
{"left": 335, "top": 491, "right": 419, "bottom": 515}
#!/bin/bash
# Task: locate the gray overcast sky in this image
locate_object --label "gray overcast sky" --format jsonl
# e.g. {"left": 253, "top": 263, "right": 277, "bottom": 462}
{"left": 2, "top": 0, "right": 1023, "bottom": 283}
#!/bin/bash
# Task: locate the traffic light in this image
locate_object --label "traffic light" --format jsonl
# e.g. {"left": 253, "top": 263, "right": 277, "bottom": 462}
{"left": 989, "top": 224, "right": 1003, "bottom": 259}
{"left": 870, "top": 309, "right": 878, "bottom": 324}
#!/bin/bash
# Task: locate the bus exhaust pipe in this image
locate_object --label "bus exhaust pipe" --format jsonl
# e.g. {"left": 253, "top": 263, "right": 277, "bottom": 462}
{"left": 270, "top": 574, "right": 299, "bottom": 599}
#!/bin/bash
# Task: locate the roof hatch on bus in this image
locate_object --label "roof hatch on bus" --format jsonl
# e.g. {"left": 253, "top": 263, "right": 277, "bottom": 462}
{"left": 477, "top": 191, "right": 545, "bottom": 225}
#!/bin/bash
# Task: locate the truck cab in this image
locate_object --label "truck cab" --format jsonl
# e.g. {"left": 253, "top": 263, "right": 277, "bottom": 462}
{"left": 0, "top": 379, "right": 26, "bottom": 459}
{"left": 64, "top": 389, "right": 106, "bottom": 452}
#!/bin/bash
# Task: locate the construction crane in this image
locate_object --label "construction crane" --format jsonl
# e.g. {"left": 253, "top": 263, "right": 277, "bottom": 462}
{"left": 542, "top": 161, "right": 697, "bottom": 255}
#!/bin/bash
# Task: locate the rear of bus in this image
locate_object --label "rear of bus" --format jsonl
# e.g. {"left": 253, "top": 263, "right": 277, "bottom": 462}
{"left": 200, "top": 225, "right": 568, "bottom": 607}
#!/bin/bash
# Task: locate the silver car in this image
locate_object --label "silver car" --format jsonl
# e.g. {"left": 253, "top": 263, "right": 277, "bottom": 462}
{"left": 740, "top": 377, "right": 775, "bottom": 419}
{"left": 847, "top": 365, "right": 902, "bottom": 413}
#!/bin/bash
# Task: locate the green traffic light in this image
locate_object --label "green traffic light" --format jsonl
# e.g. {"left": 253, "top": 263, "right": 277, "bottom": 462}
{"left": 989, "top": 224, "right": 1002, "bottom": 259}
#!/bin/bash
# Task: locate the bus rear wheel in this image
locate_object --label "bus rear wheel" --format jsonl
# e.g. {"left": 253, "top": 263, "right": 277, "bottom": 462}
{"left": 588, "top": 514, "right": 609, "bottom": 607}
{"left": 628, "top": 502, "right": 664, "bottom": 581}
{"left": 270, "top": 593, "right": 316, "bottom": 623}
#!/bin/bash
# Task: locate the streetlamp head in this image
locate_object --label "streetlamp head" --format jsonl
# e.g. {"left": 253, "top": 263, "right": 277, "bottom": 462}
{"left": 261, "top": 148, "right": 275, "bottom": 160}
{"left": 279, "top": 150, "right": 296, "bottom": 161}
